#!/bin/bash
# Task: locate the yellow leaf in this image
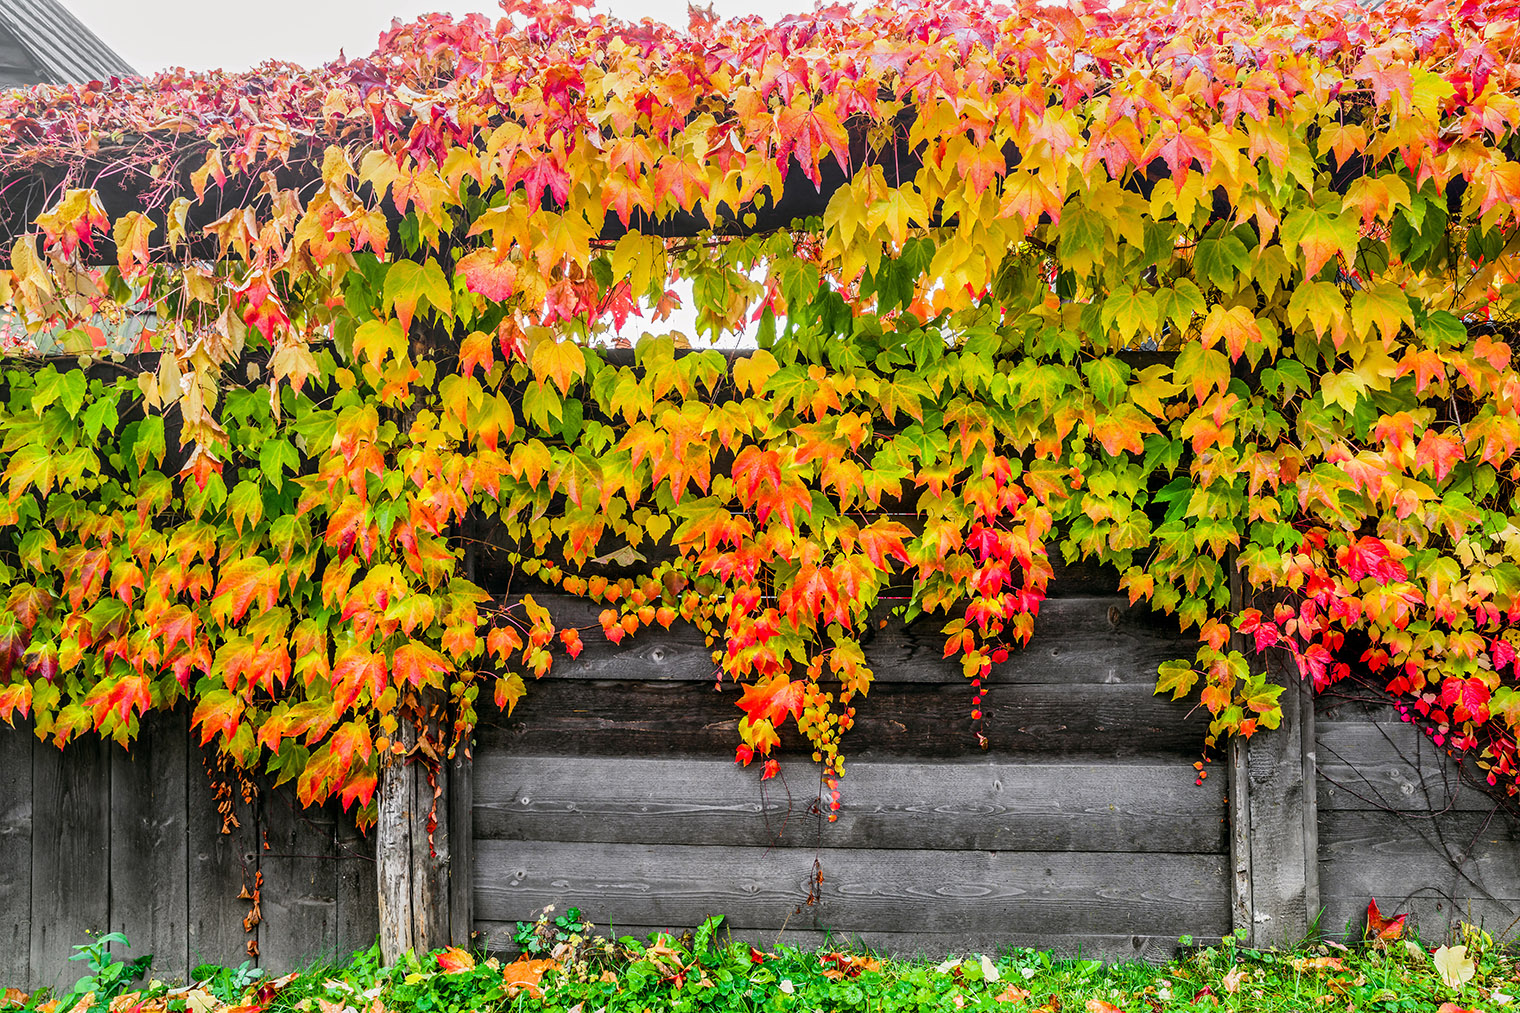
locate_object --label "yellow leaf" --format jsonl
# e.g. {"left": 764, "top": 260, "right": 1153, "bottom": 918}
{"left": 112, "top": 212, "right": 156, "bottom": 273}
{"left": 531, "top": 335, "right": 586, "bottom": 395}
{"left": 733, "top": 349, "right": 779, "bottom": 396}
{"left": 1433, "top": 945, "right": 1475, "bottom": 990}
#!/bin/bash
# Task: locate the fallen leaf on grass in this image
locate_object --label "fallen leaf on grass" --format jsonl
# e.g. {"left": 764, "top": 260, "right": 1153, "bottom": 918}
{"left": 1434, "top": 945, "right": 1476, "bottom": 990}
{"left": 819, "top": 953, "right": 881, "bottom": 979}
{"left": 501, "top": 957, "right": 559, "bottom": 998}
{"left": 1365, "top": 899, "right": 1407, "bottom": 942}
{"left": 1, "top": 991, "right": 26, "bottom": 1010}
{"left": 1438, "top": 1004, "right": 1480, "bottom": 1013}
{"left": 980, "top": 955, "right": 1001, "bottom": 982}
{"left": 183, "top": 991, "right": 218, "bottom": 1013}
{"left": 1287, "top": 956, "right": 1344, "bottom": 972}
{"left": 437, "top": 947, "right": 475, "bottom": 973}
{"left": 993, "top": 985, "right": 1030, "bottom": 1004}
{"left": 1086, "top": 1001, "right": 1124, "bottom": 1013}
{"left": 1221, "top": 966, "right": 1246, "bottom": 994}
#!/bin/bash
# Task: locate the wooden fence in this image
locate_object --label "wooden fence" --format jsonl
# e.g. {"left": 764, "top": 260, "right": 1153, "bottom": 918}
{"left": 4, "top": 586, "right": 1520, "bottom": 988}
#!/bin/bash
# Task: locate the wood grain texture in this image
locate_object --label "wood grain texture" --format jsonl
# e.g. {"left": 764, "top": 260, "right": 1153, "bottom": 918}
{"left": 1316, "top": 720, "right": 1492, "bottom": 813}
{"left": 30, "top": 736, "right": 112, "bottom": 990}
{"left": 186, "top": 746, "right": 259, "bottom": 971}
{"left": 473, "top": 756, "right": 1226, "bottom": 854}
{"left": 476, "top": 680, "right": 1209, "bottom": 762}
{"left": 335, "top": 813, "right": 377, "bottom": 962}
{"left": 475, "top": 840, "right": 1229, "bottom": 939}
{"left": 521, "top": 596, "right": 1184, "bottom": 686}
{"left": 448, "top": 750, "right": 474, "bottom": 947}
{"left": 109, "top": 711, "right": 189, "bottom": 980}
{"left": 0, "top": 725, "right": 32, "bottom": 987}
{"left": 1240, "top": 650, "right": 1315, "bottom": 947}
{"left": 475, "top": 920, "right": 1199, "bottom": 962}
{"left": 1318, "top": 808, "right": 1520, "bottom": 938}
{"left": 257, "top": 791, "right": 338, "bottom": 971}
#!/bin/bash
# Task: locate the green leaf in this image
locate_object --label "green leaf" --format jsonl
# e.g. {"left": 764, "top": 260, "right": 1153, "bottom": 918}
{"left": 383, "top": 258, "right": 452, "bottom": 332}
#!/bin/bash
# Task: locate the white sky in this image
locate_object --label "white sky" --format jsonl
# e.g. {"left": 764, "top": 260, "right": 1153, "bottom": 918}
{"left": 61, "top": 0, "right": 806, "bottom": 74}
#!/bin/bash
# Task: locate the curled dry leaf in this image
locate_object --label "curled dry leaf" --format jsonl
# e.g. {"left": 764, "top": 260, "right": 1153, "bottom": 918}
{"left": 501, "top": 957, "right": 559, "bottom": 998}
{"left": 994, "top": 985, "right": 1031, "bottom": 1004}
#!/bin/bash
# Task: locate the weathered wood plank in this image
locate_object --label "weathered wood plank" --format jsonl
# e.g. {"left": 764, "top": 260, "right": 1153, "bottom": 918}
{"left": 1239, "top": 646, "right": 1316, "bottom": 947}
{"left": 476, "top": 920, "right": 1198, "bottom": 962}
{"left": 186, "top": 746, "right": 259, "bottom": 970}
{"left": 30, "top": 736, "right": 112, "bottom": 990}
{"left": 257, "top": 790, "right": 338, "bottom": 971}
{"left": 109, "top": 710, "right": 189, "bottom": 981}
{"left": 0, "top": 724, "right": 32, "bottom": 987}
{"left": 1316, "top": 721, "right": 1492, "bottom": 813}
{"left": 1318, "top": 807, "right": 1520, "bottom": 939}
{"left": 334, "top": 812, "right": 377, "bottom": 962}
{"left": 473, "top": 756, "right": 1226, "bottom": 854}
{"left": 476, "top": 681, "right": 1209, "bottom": 761}
{"left": 474, "top": 840, "right": 1229, "bottom": 939}
{"left": 377, "top": 714, "right": 455, "bottom": 962}
{"left": 523, "top": 596, "right": 1184, "bottom": 686}
{"left": 448, "top": 749, "right": 474, "bottom": 948}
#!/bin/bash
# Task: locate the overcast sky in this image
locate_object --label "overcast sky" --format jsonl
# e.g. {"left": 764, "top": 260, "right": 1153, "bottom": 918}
{"left": 61, "top": 1, "right": 806, "bottom": 74}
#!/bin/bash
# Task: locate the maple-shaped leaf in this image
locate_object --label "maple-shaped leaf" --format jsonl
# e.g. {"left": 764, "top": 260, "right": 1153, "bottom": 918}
{"left": 776, "top": 104, "right": 850, "bottom": 185}
{"left": 35, "top": 188, "right": 108, "bottom": 258}
{"left": 456, "top": 248, "right": 518, "bottom": 301}
{"left": 530, "top": 336, "right": 586, "bottom": 395}
{"left": 112, "top": 211, "right": 156, "bottom": 273}
{"left": 391, "top": 642, "right": 452, "bottom": 687}
{"left": 1365, "top": 898, "right": 1407, "bottom": 941}
{"left": 437, "top": 947, "right": 476, "bottom": 973}
{"left": 737, "top": 674, "right": 806, "bottom": 726}
{"left": 211, "top": 557, "right": 283, "bottom": 627}
{"left": 1281, "top": 206, "right": 1358, "bottom": 279}
{"left": 383, "top": 258, "right": 452, "bottom": 333}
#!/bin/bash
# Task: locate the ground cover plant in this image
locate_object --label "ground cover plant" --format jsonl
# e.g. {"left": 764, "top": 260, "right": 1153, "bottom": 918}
{"left": 2, "top": 908, "right": 1516, "bottom": 1013}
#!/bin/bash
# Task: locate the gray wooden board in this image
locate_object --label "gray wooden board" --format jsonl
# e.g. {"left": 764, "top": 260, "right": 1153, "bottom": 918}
{"left": 30, "top": 736, "right": 112, "bottom": 990}
{"left": 472, "top": 756, "right": 1226, "bottom": 854}
{"left": 476, "top": 680, "right": 1209, "bottom": 761}
{"left": 257, "top": 788, "right": 338, "bottom": 972}
{"left": 0, "top": 724, "right": 31, "bottom": 986}
{"left": 475, "top": 920, "right": 1199, "bottom": 962}
{"left": 186, "top": 743, "right": 259, "bottom": 970}
{"left": 521, "top": 595, "right": 1185, "bottom": 686}
{"left": 334, "top": 808, "right": 378, "bottom": 962}
{"left": 448, "top": 751, "right": 474, "bottom": 947}
{"left": 474, "top": 840, "right": 1229, "bottom": 939}
{"left": 1316, "top": 720, "right": 1492, "bottom": 813}
{"left": 109, "top": 710, "right": 189, "bottom": 980}
{"left": 1240, "top": 651, "right": 1314, "bottom": 947}
{"left": 1320, "top": 808, "right": 1520, "bottom": 903}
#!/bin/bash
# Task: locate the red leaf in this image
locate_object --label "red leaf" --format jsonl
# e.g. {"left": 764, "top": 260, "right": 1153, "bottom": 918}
{"left": 737, "top": 674, "right": 807, "bottom": 726}
{"left": 1365, "top": 898, "right": 1407, "bottom": 941}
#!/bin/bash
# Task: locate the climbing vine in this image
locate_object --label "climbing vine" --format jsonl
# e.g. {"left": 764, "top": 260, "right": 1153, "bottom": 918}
{"left": 1, "top": 0, "right": 1519, "bottom": 823}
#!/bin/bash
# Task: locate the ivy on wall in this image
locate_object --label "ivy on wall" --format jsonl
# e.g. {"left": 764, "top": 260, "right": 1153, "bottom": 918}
{"left": 0, "top": 0, "right": 1518, "bottom": 822}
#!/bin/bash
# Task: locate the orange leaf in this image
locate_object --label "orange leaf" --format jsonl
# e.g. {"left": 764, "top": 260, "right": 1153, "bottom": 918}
{"left": 437, "top": 947, "right": 476, "bottom": 973}
{"left": 501, "top": 957, "right": 558, "bottom": 998}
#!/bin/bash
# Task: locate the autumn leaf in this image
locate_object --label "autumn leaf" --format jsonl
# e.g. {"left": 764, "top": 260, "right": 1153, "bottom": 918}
{"left": 437, "top": 947, "right": 476, "bottom": 973}
{"left": 1364, "top": 898, "right": 1407, "bottom": 941}
{"left": 1433, "top": 945, "right": 1475, "bottom": 990}
{"left": 530, "top": 335, "right": 586, "bottom": 395}
{"left": 383, "top": 258, "right": 452, "bottom": 332}
{"left": 737, "top": 675, "right": 806, "bottom": 727}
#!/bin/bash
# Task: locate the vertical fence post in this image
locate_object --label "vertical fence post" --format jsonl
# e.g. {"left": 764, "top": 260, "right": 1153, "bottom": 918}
{"left": 376, "top": 713, "right": 473, "bottom": 963}
{"left": 1228, "top": 563, "right": 1320, "bottom": 946}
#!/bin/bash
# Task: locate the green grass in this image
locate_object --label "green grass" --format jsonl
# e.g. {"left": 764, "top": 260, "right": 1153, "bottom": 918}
{"left": 10, "top": 919, "right": 1516, "bottom": 1013}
